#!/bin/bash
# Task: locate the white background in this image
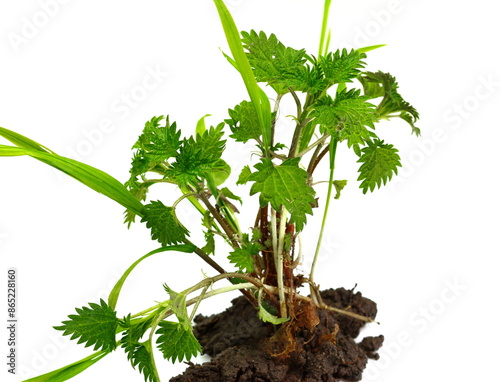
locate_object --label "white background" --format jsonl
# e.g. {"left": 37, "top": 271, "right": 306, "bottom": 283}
{"left": 1, "top": 0, "right": 499, "bottom": 381}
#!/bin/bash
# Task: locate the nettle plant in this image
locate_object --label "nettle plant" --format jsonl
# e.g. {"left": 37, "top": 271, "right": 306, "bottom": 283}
{"left": 1, "top": 1, "right": 419, "bottom": 381}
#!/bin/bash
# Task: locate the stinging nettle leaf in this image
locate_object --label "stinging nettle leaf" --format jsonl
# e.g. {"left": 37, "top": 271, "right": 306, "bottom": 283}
{"left": 54, "top": 299, "right": 118, "bottom": 352}
{"left": 166, "top": 124, "right": 227, "bottom": 187}
{"left": 241, "top": 30, "right": 307, "bottom": 94}
{"left": 311, "top": 89, "right": 378, "bottom": 155}
{"left": 120, "top": 316, "right": 160, "bottom": 382}
{"left": 319, "top": 48, "right": 367, "bottom": 85}
{"left": 258, "top": 304, "right": 290, "bottom": 325}
{"left": 156, "top": 321, "right": 202, "bottom": 363}
{"left": 357, "top": 139, "right": 401, "bottom": 194}
{"left": 125, "top": 342, "right": 159, "bottom": 382}
{"left": 237, "top": 165, "right": 253, "bottom": 185}
{"left": 201, "top": 231, "right": 216, "bottom": 255}
{"left": 141, "top": 201, "right": 190, "bottom": 246}
{"left": 228, "top": 233, "right": 262, "bottom": 273}
{"left": 133, "top": 116, "right": 182, "bottom": 162}
{"left": 249, "top": 157, "right": 315, "bottom": 231}
{"left": 333, "top": 180, "right": 348, "bottom": 199}
{"left": 282, "top": 60, "right": 325, "bottom": 93}
{"left": 358, "top": 71, "right": 420, "bottom": 135}
{"left": 163, "top": 286, "right": 191, "bottom": 331}
{"left": 225, "top": 100, "right": 262, "bottom": 143}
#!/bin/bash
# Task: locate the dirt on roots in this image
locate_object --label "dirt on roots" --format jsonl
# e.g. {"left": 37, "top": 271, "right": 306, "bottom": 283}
{"left": 170, "top": 287, "right": 384, "bottom": 382}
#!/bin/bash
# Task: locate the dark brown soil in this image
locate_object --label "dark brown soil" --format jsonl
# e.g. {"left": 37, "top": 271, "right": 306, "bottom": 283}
{"left": 170, "top": 287, "right": 383, "bottom": 382}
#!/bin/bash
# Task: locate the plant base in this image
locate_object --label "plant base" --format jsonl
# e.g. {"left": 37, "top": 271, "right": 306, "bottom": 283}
{"left": 170, "top": 287, "right": 383, "bottom": 382}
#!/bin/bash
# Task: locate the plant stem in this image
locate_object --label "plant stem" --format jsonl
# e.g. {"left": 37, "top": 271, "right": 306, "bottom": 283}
{"left": 289, "top": 87, "right": 302, "bottom": 120}
{"left": 205, "top": 173, "right": 241, "bottom": 237}
{"left": 187, "top": 242, "right": 258, "bottom": 307}
{"left": 191, "top": 244, "right": 227, "bottom": 274}
{"left": 198, "top": 191, "right": 240, "bottom": 248}
{"left": 147, "top": 314, "right": 164, "bottom": 382}
{"left": 290, "top": 233, "right": 303, "bottom": 269}
{"left": 276, "top": 206, "right": 288, "bottom": 318}
{"left": 130, "top": 274, "right": 376, "bottom": 325}
{"left": 308, "top": 143, "right": 330, "bottom": 175}
{"left": 270, "top": 93, "right": 283, "bottom": 149}
{"left": 296, "top": 133, "right": 329, "bottom": 158}
{"left": 309, "top": 138, "right": 338, "bottom": 293}
{"left": 288, "top": 116, "right": 313, "bottom": 158}
{"left": 270, "top": 208, "right": 278, "bottom": 260}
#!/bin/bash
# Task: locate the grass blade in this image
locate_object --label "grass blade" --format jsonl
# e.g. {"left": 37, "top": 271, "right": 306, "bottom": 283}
{"left": 22, "top": 351, "right": 108, "bottom": 382}
{"left": 212, "top": 0, "right": 272, "bottom": 155}
{"left": 0, "top": 144, "right": 144, "bottom": 216}
{"left": 319, "top": 0, "right": 333, "bottom": 56}
{"left": 108, "top": 244, "right": 196, "bottom": 310}
{"left": 0, "top": 126, "right": 55, "bottom": 153}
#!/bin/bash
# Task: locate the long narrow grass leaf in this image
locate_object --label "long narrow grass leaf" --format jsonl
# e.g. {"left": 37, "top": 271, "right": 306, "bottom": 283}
{"left": 212, "top": 0, "right": 272, "bottom": 154}
{"left": 22, "top": 351, "right": 108, "bottom": 382}
{"left": 319, "top": 0, "right": 333, "bottom": 56}
{"left": 0, "top": 126, "right": 55, "bottom": 153}
{"left": 0, "top": 145, "right": 144, "bottom": 216}
{"left": 108, "top": 244, "right": 196, "bottom": 310}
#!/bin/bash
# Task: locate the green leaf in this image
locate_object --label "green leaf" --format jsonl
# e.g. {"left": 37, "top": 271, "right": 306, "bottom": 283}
{"left": 196, "top": 114, "right": 211, "bottom": 137}
{"left": 319, "top": 49, "right": 367, "bottom": 85}
{"left": 195, "top": 123, "right": 226, "bottom": 161}
{"left": 210, "top": 158, "right": 231, "bottom": 186}
{"left": 201, "top": 231, "right": 216, "bottom": 255}
{"left": 311, "top": 89, "right": 378, "bottom": 155}
{"left": 156, "top": 321, "right": 202, "bottom": 363}
{"left": 124, "top": 342, "right": 159, "bottom": 382}
{"left": 0, "top": 144, "right": 144, "bottom": 217}
{"left": 162, "top": 286, "right": 191, "bottom": 331}
{"left": 220, "top": 187, "right": 242, "bottom": 204}
{"left": 120, "top": 316, "right": 160, "bottom": 382}
{"left": 333, "top": 180, "right": 348, "bottom": 199}
{"left": 108, "top": 245, "right": 195, "bottom": 310}
{"left": 228, "top": 233, "right": 262, "bottom": 273}
{"left": 241, "top": 30, "right": 306, "bottom": 94}
{"left": 356, "top": 44, "right": 387, "bottom": 54}
{"left": 249, "top": 158, "right": 315, "bottom": 231}
{"left": 237, "top": 165, "right": 252, "bottom": 185}
{"left": 319, "top": 0, "right": 333, "bottom": 56}
{"left": 141, "top": 201, "right": 189, "bottom": 246}
{"left": 0, "top": 126, "right": 55, "bottom": 154}
{"left": 22, "top": 351, "right": 108, "bottom": 382}
{"left": 358, "top": 71, "right": 420, "bottom": 135}
{"left": 225, "top": 100, "right": 261, "bottom": 143}
{"left": 228, "top": 247, "right": 255, "bottom": 273}
{"left": 166, "top": 124, "right": 226, "bottom": 187}
{"left": 357, "top": 139, "right": 401, "bottom": 193}
{"left": 54, "top": 299, "right": 118, "bottom": 352}
{"left": 124, "top": 116, "right": 182, "bottom": 224}
{"left": 212, "top": 0, "right": 272, "bottom": 153}
{"left": 281, "top": 60, "right": 325, "bottom": 93}
{"left": 133, "top": 116, "right": 182, "bottom": 163}
{"left": 258, "top": 305, "right": 290, "bottom": 325}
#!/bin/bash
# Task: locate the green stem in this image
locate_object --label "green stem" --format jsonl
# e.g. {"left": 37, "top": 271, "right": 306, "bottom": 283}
{"left": 270, "top": 93, "right": 283, "bottom": 150}
{"left": 276, "top": 206, "right": 288, "bottom": 318}
{"left": 198, "top": 191, "right": 240, "bottom": 248}
{"left": 309, "top": 138, "right": 338, "bottom": 287}
{"left": 147, "top": 322, "right": 163, "bottom": 382}
{"left": 296, "top": 133, "right": 329, "bottom": 158}
{"left": 205, "top": 173, "right": 241, "bottom": 236}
